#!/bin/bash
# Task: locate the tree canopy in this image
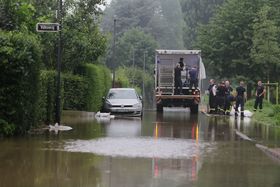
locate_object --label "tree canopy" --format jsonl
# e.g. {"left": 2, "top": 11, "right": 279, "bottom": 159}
{"left": 180, "top": 0, "right": 224, "bottom": 48}
{"left": 102, "top": 0, "right": 184, "bottom": 49}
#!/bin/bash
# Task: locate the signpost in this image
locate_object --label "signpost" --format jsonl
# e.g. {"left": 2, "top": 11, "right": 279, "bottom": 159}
{"left": 36, "top": 23, "right": 60, "bottom": 32}
{"left": 36, "top": 0, "right": 63, "bottom": 125}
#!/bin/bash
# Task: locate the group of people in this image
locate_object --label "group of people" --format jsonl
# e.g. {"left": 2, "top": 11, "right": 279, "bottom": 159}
{"left": 174, "top": 58, "right": 198, "bottom": 95}
{"left": 208, "top": 79, "right": 266, "bottom": 117}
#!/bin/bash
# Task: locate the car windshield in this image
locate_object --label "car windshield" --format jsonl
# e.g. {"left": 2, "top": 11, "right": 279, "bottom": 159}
{"left": 107, "top": 90, "right": 138, "bottom": 99}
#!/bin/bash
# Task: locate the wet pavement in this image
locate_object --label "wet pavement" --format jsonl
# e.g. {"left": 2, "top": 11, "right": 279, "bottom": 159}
{"left": 0, "top": 109, "right": 280, "bottom": 187}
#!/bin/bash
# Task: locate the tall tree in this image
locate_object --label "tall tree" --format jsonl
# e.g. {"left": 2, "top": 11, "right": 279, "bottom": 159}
{"left": 250, "top": 5, "right": 280, "bottom": 82}
{"left": 114, "top": 27, "right": 158, "bottom": 71}
{"left": 180, "top": 0, "right": 224, "bottom": 48}
{"left": 196, "top": 0, "right": 263, "bottom": 79}
{"left": 102, "top": 0, "right": 184, "bottom": 49}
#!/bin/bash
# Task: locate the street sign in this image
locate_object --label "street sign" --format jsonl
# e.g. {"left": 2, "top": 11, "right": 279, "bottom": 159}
{"left": 36, "top": 23, "right": 60, "bottom": 32}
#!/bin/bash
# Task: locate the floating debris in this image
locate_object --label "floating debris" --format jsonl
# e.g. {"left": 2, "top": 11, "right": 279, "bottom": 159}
{"left": 49, "top": 123, "right": 73, "bottom": 134}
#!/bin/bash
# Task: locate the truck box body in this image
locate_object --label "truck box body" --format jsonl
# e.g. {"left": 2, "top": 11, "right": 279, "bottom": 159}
{"left": 155, "top": 50, "right": 204, "bottom": 113}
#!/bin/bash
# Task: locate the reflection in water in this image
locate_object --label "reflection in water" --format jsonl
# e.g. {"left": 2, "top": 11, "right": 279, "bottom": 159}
{"left": 104, "top": 118, "right": 141, "bottom": 137}
{"left": 0, "top": 110, "right": 279, "bottom": 187}
{"left": 63, "top": 137, "right": 213, "bottom": 159}
{"left": 151, "top": 111, "right": 203, "bottom": 183}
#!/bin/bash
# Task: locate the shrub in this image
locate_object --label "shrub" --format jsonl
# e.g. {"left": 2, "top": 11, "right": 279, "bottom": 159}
{"left": 63, "top": 73, "right": 88, "bottom": 110}
{"left": 77, "top": 64, "right": 111, "bottom": 112}
{"left": 101, "top": 66, "right": 112, "bottom": 96}
{"left": 0, "top": 119, "right": 16, "bottom": 136}
{"left": 272, "top": 105, "right": 280, "bottom": 125}
{"left": 85, "top": 64, "right": 102, "bottom": 112}
{"left": 0, "top": 31, "right": 41, "bottom": 135}
{"left": 115, "top": 68, "right": 130, "bottom": 88}
{"left": 37, "top": 70, "right": 57, "bottom": 124}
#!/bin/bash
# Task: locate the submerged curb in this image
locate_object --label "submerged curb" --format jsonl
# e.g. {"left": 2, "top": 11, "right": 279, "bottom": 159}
{"left": 256, "top": 144, "right": 280, "bottom": 161}
{"left": 234, "top": 130, "right": 280, "bottom": 162}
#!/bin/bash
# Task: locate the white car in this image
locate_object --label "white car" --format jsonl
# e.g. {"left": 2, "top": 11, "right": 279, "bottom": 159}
{"left": 102, "top": 88, "right": 143, "bottom": 117}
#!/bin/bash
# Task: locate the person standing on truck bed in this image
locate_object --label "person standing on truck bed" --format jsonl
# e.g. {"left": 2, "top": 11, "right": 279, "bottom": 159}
{"left": 208, "top": 79, "right": 217, "bottom": 114}
{"left": 179, "top": 57, "right": 184, "bottom": 68}
{"left": 235, "top": 81, "right": 247, "bottom": 117}
{"left": 174, "top": 62, "right": 183, "bottom": 95}
{"left": 189, "top": 66, "right": 198, "bottom": 89}
{"left": 216, "top": 81, "right": 226, "bottom": 115}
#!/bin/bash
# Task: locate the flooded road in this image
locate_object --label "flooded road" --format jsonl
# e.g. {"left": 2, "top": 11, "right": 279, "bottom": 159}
{"left": 0, "top": 109, "right": 280, "bottom": 187}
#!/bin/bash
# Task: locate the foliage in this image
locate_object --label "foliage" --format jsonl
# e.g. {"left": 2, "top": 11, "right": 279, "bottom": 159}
{"left": 63, "top": 73, "right": 88, "bottom": 110}
{"left": 102, "top": 0, "right": 184, "bottom": 49}
{"left": 101, "top": 65, "right": 112, "bottom": 96}
{"left": 61, "top": 18, "right": 107, "bottom": 72}
{"left": 246, "top": 99, "right": 279, "bottom": 126}
{"left": 196, "top": 0, "right": 263, "bottom": 79}
{"left": 250, "top": 5, "right": 280, "bottom": 82}
{"left": 0, "top": 0, "right": 107, "bottom": 72}
{"left": 0, "top": 0, "right": 36, "bottom": 31}
{"left": 273, "top": 105, "right": 280, "bottom": 125}
{"left": 115, "top": 68, "right": 130, "bottom": 88}
{"left": 0, "top": 31, "right": 42, "bottom": 134}
{"left": 180, "top": 0, "right": 224, "bottom": 48}
{"left": 115, "top": 28, "right": 158, "bottom": 71}
{"left": 0, "top": 119, "right": 16, "bottom": 136}
{"left": 196, "top": 0, "right": 280, "bottom": 83}
{"left": 37, "top": 70, "right": 57, "bottom": 124}
{"left": 0, "top": 0, "right": 109, "bottom": 136}
{"left": 79, "top": 64, "right": 111, "bottom": 112}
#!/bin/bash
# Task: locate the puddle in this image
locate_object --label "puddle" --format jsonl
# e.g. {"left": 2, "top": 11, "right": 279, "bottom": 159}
{"left": 62, "top": 137, "right": 215, "bottom": 159}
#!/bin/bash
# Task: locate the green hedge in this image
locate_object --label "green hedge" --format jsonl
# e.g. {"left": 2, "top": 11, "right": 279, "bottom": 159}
{"left": 81, "top": 64, "right": 111, "bottom": 112}
{"left": 37, "top": 65, "right": 111, "bottom": 123}
{"left": 63, "top": 73, "right": 88, "bottom": 111}
{"left": 37, "top": 70, "right": 57, "bottom": 124}
{"left": 0, "top": 31, "right": 41, "bottom": 135}
{"left": 0, "top": 119, "right": 16, "bottom": 136}
{"left": 272, "top": 105, "right": 280, "bottom": 125}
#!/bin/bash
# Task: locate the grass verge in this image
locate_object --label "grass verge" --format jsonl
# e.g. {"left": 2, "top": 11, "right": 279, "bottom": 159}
{"left": 245, "top": 99, "right": 280, "bottom": 126}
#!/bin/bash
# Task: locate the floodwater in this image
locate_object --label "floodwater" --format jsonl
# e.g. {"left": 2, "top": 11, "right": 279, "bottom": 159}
{"left": 0, "top": 109, "right": 280, "bottom": 187}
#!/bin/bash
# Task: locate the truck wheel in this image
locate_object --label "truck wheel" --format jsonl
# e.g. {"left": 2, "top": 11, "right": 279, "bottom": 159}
{"left": 156, "top": 103, "right": 163, "bottom": 112}
{"left": 190, "top": 104, "right": 198, "bottom": 114}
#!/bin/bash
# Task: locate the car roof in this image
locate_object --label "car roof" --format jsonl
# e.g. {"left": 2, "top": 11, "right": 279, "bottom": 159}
{"left": 109, "top": 88, "right": 136, "bottom": 91}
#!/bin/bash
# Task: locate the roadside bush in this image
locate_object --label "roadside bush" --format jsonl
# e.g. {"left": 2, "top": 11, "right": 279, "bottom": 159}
{"left": 63, "top": 73, "right": 88, "bottom": 111}
{"left": 0, "top": 31, "right": 41, "bottom": 135}
{"left": 115, "top": 67, "right": 130, "bottom": 88}
{"left": 272, "top": 105, "right": 280, "bottom": 125}
{"left": 0, "top": 119, "right": 16, "bottom": 136}
{"left": 101, "top": 66, "right": 112, "bottom": 96}
{"left": 37, "top": 70, "right": 57, "bottom": 124}
{"left": 78, "top": 64, "right": 111, "bottom": 112}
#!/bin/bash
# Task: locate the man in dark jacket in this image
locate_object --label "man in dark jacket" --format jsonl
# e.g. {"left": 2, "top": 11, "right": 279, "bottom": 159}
{"left": 224, "top": 80, "right": 233, "bottom": 115}
{"left": 254, "top": 81, "right": 266, "bottom": 112}
{"left": 235, "top": 81, "right": 247, "bottom": 117}
{"left": 174, "top": 62, "right": 183, "bottom": 95}
{"left": 189, "top": 66, "right": 198, "bottom": 88}
{"left": 216, "top": 81, "right": 226, "bottom": 115}
{"left": 208, "top": 79, "right": 217, "bottom": 114}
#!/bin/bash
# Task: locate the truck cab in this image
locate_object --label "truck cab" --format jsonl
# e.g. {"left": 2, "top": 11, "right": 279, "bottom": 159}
{"left": 155, "top": 50, "right": 205, "bottom": 113}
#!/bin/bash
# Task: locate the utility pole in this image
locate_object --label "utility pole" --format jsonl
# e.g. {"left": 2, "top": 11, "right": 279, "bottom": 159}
{"left": 132, "top": 47, "right": 135, "bottom": 86}
{"left": 142, "top": 51, "right": 147, "bottom": 98}
{"left": 55, "top": 0, "right": 62, "bottom": 125}
{"left": 112, "top": 17, "right": 116, "bottom": 88}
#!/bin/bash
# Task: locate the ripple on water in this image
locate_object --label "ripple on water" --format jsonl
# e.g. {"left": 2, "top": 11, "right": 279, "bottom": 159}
{"left": 62, "top": 137, "right": 215, "bottom": 159}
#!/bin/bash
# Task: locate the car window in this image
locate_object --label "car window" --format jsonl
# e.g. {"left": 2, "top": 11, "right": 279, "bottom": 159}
{"left": 107, "top": 90, "right": 138, "bottom": 99}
